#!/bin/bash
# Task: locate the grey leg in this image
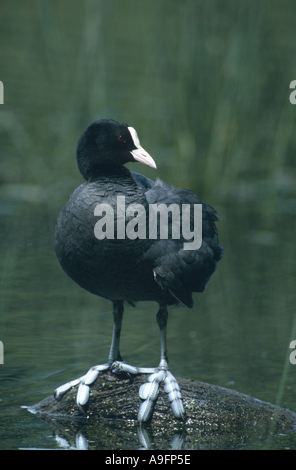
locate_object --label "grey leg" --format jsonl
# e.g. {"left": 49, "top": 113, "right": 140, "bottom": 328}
{"left": 108, "top": 301, "right": 124, "bottom": 363}
{"left": 137, "top": 305, "right": 185, "bottom": 423}
{"left": 156, "top": 304, "right": 169, "bottom": 368}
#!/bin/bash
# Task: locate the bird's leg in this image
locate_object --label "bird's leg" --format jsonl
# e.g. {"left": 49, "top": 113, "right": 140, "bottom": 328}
{"left": 108, "top": 300, "right": 124, "bottom": 363}
{"left": 157, "top": 306, "right": 185, "bottom": 420}
{"left": 137, "top": 305, "right": 185, "bottom": 423}
{"left": 54, "top": 301, "right": 125, "bottom": 411}
{"left": 110, "top": 300, "right": 156, "bottom": 375}
{"left": 157, "top": 304, "right": 169, "bottom": 368}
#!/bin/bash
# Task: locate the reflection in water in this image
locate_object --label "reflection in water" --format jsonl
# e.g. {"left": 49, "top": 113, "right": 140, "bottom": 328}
{"left": 55, "top": 433, "right": 89, "bottom": 450}
{"left": 53, "top": 428, "right": 184, "bottom": 451}
{"left": 137, "top": 427, "right": 184, "bottom": 451}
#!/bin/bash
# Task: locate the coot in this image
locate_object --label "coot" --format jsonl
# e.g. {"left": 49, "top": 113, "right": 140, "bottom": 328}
{"left": 54, "top": 119, "right": 223, "bottom": 422}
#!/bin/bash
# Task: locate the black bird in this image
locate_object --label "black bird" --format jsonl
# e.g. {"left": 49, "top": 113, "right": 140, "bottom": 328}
{"left": 54, "top": 119, "right": 223, "bottom": 422}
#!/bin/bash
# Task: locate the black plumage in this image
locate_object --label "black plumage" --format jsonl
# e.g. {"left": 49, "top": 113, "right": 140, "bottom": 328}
{"left": 55, "top": 120, "right": 222, "bottom": 309}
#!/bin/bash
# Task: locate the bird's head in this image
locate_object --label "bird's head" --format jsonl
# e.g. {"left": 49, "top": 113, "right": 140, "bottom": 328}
{"left": 76, "top": 119, "right": 157, "bottom": 180}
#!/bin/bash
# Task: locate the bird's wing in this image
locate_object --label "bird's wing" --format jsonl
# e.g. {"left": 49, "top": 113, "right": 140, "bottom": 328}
{"left": 143, "top": 179, "right": 223, "bottom": 307}
{"left": 131, "top": 171, "right": 155, "bottom": 191}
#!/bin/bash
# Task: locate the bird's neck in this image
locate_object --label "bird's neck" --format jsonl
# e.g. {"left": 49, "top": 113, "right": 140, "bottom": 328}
{"left": 87, "top": 165, "right": 132, "bottom": 183}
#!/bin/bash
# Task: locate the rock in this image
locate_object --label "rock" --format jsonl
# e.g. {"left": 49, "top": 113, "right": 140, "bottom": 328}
{"left": 28, "top": 371, "right": 296, "bottom": 450}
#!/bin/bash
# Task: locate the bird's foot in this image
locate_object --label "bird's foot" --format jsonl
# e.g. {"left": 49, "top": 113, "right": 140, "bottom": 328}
{"left": 138, "top": 367, "right": 185, "bottom": 423}
{"left": 112, "top": 360, "right": 185, "bottom": 423}
{"left": 54, "top": 363, "right": 110, "bottom": 412}
{"left": 53, "top": 360, "right": 151, "bottom": 413}
{"left": 54, "top": 360, "right": 185, "bottom": 422}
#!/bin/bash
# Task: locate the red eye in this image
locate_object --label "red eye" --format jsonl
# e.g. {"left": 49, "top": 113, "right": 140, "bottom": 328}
{"left": 118, "top": 136, "right": 125, "bottom": 142}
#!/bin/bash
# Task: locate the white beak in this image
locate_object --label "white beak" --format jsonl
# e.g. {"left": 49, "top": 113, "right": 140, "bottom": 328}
{"left": 128, "top": 127, "right": 157, "bottom": 169}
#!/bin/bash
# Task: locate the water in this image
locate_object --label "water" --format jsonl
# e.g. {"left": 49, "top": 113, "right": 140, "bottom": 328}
{"left": 0, "top": 197, "right": 296, "bottom": 449}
